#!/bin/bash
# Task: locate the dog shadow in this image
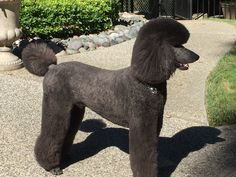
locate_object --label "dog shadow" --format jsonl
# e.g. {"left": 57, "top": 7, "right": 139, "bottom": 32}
{"left": 158, "top": 126, "right": 224, "bottom": 177}
{"left": 62, "top": 119, "right": 224, "bottom": 177}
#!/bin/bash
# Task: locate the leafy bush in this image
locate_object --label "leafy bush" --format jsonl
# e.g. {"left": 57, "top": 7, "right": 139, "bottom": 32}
{"left": 20, "top": 0, "right": 120, "bottom": 38}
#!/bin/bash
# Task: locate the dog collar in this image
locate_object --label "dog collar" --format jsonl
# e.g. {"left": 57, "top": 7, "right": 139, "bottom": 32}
{"left": 137, "top": 80, "right": 159, "bottom": 95}
{"left": 147, "top": 86, "right": 158, "bottom": 95}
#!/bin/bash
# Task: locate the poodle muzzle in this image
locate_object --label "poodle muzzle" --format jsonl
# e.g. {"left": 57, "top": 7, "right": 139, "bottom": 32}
{"left": 174, "top": 46, "right": 199, "bottom": 70}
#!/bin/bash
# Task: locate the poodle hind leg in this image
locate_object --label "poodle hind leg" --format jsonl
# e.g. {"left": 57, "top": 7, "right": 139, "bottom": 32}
{"left": 34, "top": 92, "right": 74, "bottom": 174}
{"left": 62, "top": 105, "right": 85, "bottom": 160}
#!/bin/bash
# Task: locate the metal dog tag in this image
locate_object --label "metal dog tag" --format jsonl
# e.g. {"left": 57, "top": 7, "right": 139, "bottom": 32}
{"left": 149, "top": 87, "right": 158, "bottom": 95}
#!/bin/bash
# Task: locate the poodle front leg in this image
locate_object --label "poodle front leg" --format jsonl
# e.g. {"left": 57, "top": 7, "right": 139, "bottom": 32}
{"left": 62, "top": 105, "right": 85, "bottom": 159}
{"left": 34, "top": 93, "right": 73, "bottom": 174}
{"left": 129, "top": 115, "right": 159, "bottom": 177}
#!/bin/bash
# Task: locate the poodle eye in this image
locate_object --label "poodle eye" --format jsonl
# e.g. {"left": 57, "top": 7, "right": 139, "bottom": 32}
{"left": 174, "top": 45, "right": 183, "bottom": 48}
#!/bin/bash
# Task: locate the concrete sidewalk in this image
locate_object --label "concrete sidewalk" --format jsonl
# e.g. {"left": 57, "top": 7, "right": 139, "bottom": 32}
{"left": 0, "top": 20, "right": 236, "bottom": 177}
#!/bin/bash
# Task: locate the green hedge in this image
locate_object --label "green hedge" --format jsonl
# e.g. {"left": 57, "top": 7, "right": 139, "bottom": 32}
{"left": 20, "top": 0, "right": 120, "bottom": 38}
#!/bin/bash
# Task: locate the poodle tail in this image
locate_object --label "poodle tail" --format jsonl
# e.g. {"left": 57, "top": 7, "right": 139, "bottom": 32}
{"left": 21, "top": 42, "right": 57, "bottom": 76}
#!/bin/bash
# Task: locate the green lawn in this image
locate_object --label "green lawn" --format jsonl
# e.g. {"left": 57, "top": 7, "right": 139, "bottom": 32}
{"left": 206, "top": 19, "right": 236, "bottom": 126}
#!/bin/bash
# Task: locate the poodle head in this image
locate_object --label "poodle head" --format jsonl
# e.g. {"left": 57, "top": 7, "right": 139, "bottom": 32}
{"left": 131, "top": 17, "right": 199, "bottom": 84}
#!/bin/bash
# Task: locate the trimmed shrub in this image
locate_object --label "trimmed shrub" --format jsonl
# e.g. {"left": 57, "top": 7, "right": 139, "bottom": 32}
{"left": 20, "top": 0, "right": 120, "bottom": 38}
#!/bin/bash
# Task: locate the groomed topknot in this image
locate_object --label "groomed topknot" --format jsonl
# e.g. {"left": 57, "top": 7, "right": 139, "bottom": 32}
{"left": 137, "top": 17, "right": 190, "bottom": 46}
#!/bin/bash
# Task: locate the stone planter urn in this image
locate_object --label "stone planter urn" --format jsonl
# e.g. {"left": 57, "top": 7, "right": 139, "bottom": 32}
{"left": 0, "top": 0, "right": 23, "bottom": 71}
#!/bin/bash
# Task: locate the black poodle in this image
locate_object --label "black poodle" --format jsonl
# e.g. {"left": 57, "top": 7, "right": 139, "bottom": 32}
{"left": 22, "top": 18, "right": 199, "bottom": 176}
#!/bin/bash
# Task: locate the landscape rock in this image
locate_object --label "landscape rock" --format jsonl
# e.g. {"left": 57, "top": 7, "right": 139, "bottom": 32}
{"left": 98, "top": 32, "right": 108, "bottom": 37}
{"left": 60, "top": 39, "right": 70, "bottom": 47}
{"left": 109, "top": 32, "right": 120, "bottom": 41}
{"left": 119, "top": 12, "right": 147, "bottom": 24}
{"left": 79, "top": 35, "right": 91, "bottom": 43}
{"left": 67, "top": 38, "right": 83, "bottom": 51}
{"left": 87, "top": 42, "right": 96, "bottom": 51}
{"left": 51, "top": 38, "right": 62, "bottom": 44}
{"left": 66, "top": 48, "right": 79, "bottom": 55}
{"left": 72, "top": 35, "right": 80, "bottom": 39}
{"left": 128, "top": 26, "right": 139, "bottom": 38}
{"left": 123, "top": 29, "right": 132, "bottom": 40}
{"left": 114, "top": 25, "right": 128, "bottom": 32}
{"left": 100, "top": 37, "right": 111, "bottom": 47}
{"left": 91, "top": 34, "right": 109, "bottom": 47}
{"left": 109, "top": 33, "right": 120, "bottom": 45}
{"left": 82, "top": 42, "right": 90, "bottom": 50}
{"left": 106, "top": 29, "right": 115, "bottom": 35}
{"left": 115, "top": 37, "right": 125, "bottom": 44}
{"left": 78, "top": 47, "right": 87, "bottom": 53}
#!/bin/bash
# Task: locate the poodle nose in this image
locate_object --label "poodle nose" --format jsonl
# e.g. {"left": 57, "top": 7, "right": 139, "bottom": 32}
{"left": 187, "top": 49, "right": 200, "bottom": 62}
{"left": 174, "top": 47, "right": 199, "bottom": 64}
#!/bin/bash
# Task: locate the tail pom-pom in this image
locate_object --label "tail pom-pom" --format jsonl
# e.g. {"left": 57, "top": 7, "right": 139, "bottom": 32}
{"left": 21, "top": 42, "right": 57, "bottom": 76}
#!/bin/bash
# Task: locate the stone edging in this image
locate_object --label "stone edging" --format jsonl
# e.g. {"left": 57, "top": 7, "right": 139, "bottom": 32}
{"left": 13, "top": 13, "right": 147, "bottom": 57}
{"left": 54, "top": 12, "right": 147, "bottom": 55}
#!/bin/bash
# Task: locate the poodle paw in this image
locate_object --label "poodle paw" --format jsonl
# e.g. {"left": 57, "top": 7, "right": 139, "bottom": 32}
{"left": 50, "top": 167, "right": 63, "bottom": 176}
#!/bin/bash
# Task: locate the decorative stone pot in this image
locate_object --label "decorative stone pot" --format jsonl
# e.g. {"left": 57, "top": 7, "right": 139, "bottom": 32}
{"left": 220, "top": 2, "right": 236, "bottom": 19}
{"left": 0, "top": 0, "right": 22, "bottom": 71}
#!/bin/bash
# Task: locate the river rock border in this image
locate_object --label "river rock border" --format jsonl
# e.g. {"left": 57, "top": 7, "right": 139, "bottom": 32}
{"left": 14, "top": 13, "right": 147, "bottom": 56}
{"left": 64, "top": 21, "right": 145, "bottom": 54}
{"left": 57, "top": 12, "right": 147, "bottom": 55}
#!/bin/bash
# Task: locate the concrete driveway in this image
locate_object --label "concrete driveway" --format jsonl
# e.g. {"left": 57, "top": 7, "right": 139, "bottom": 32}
{"left": 0, "top": 20, "right": 236, "bottom": 177}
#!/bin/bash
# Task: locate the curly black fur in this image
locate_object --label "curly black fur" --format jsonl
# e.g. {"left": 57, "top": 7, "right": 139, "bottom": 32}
{"left": 131, "top": 18, "right": 190, "bottom": 83}
{"left": 22, "top": 18, "right": 199, "bottom": 177}
{"left": 22, "top": 42, "right": 57, "bottom": 76}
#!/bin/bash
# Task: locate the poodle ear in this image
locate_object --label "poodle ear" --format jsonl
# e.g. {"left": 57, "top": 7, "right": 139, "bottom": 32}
{"left": 130, "top": 40, "right": 177, "bottom": 84}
